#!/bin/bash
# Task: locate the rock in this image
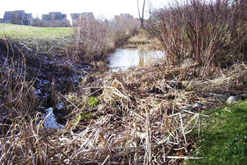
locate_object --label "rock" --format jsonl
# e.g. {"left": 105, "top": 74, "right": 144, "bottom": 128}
{"left": 226, "top": 96, "right": 239, "bottom": 104}
{"left": 42, "top": 107, "right": 64, "bottom": 130}
{"left": 180, "top": 105, "right": 194, "bottom": 111}
{"left": 193, "top": 103, "right": 203, "bottom": 109}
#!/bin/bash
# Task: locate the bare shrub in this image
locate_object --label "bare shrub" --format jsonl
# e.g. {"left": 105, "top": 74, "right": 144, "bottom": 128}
{"left": 112, "top": 15, "right": 140, "bottom": 46}
{"left": 72, "top": 18, "right": 113, "bottom": 62}
{"left": 71, "top": 15, "right": 140, "bottom": 62}
{"left": 146, "top": 0, "right": 247, "bottom": 74}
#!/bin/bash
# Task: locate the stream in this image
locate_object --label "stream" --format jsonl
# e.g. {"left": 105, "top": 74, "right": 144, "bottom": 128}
{"left": 108, "top": 48, "right": 165, "bottom": 72}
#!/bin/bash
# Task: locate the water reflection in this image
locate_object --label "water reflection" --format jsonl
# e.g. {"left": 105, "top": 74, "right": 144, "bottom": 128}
{"left": 108, "top": 49, "right": 165, "bottom": 72}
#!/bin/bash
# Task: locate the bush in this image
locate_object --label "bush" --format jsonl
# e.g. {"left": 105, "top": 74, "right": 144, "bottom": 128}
{"left": 73, "top": 18, "right": 112, "bottom": 62}
{"left": 146, "top": 0, "right": 247, "bottom": 73}
{"left": 112, "top": 15, "right": 140, "bottom": 46}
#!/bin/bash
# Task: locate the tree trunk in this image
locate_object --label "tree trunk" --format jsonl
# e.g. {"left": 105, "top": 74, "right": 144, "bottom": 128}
{"left": 137, "top": 0, "right": 146, "bottom": 28}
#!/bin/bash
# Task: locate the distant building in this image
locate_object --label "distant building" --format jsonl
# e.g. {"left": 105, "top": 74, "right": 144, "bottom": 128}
{"left": 71, "top": 12, "right": 95, "bottom": 26}
{"left": 23, "top": 13, "right": 33, "bottom": 25}
{"left": 0, "top": 18, "right": 3, "bottom": 23}
{"left": 4, "top": 11, "right": 15, "bottom": 24}
{"left": 120, "top": 13, "right": 134, "bottom": 20}
{"left": 42, "top": 12, "right": 67, "bottom": 23}
{"left": 3, "top": 10, "right": 33, "bottom": 25}
{"left": 41, "top": 12, "right": 68, "bottom": 27}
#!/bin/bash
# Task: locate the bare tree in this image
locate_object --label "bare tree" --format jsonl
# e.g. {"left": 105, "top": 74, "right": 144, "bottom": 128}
{"left": 137, "top": 0, "right": 146, "bottom": 28}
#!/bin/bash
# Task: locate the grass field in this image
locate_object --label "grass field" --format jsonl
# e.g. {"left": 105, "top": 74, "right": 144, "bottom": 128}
{"left": 188, "top": 102, "right": 247, "bottom": 165}
{"left": 0, "top": 23, "right": 74, "bottom": 39}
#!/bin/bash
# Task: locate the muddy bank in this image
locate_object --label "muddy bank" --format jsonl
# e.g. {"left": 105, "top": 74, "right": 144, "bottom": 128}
{"left": 0, "top": 38, "right": 92, "bottom": 119}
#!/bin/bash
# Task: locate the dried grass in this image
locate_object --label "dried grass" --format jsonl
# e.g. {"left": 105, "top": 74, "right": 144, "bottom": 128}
{"left": 1, "top": 17, "right": 247, "bottom": 163}
{"left": 2, "top": 48, "right": 246, "bottom": 164}
{"left": 187, "top": 63, "right": 247, "bottom": 93}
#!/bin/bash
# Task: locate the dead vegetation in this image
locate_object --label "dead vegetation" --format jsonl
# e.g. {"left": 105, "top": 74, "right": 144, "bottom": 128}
{"left": 52, "top": 59, "right": 247, "bottom": 164}
{"left": 146, "top": 0, "right": 247, "bottom": 73}
{"left": 1, "top": 1, "right": 247, "bottom": 164}
{"left": 2, "top": 41, "right": 247, "bottom": 163}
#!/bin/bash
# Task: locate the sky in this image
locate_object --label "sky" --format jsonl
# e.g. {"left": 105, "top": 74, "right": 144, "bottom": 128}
{"left": 0, "top": 0, "right": 170, "bottom": 21}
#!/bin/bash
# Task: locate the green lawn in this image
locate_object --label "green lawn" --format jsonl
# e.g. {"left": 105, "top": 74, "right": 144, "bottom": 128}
{"left": 189, "top": 102, "right": 247, "bottom": 165}
{"left": 0, "top": 23, "right": 74, "bottom": 39}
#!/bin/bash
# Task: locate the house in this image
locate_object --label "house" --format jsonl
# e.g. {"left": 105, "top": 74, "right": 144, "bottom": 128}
{"left": 23, "top": 13, "right": 33, "bottom": 25}
{"left": 42, "top": 12, "right": 67, "bottom": 23}
{"left": 3, "top": 10, "right": 33, "bottom": 25}
{"left": 3, "top": 11, "right": 14, "bottom": 24}
{"left": 71, "top": 12, "right": 95, "bottom": 26}
{"left": 13, "top": 10, "right": 25, "bottom": 24}
{"left": 41, "top": 12, "right": 68, "bottom": 26}
{"left": 41, "top": 14, "right": 49, "bottom": 23}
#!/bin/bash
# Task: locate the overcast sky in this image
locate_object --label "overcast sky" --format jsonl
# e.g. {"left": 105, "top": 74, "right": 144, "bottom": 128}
{"left": 0, "top": 0, "right": 171, "bottom": 20}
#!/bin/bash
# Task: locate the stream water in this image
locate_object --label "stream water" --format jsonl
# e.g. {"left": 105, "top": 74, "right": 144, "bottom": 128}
{"left": 107, "top": 49, "right": 165, "bottom": 72}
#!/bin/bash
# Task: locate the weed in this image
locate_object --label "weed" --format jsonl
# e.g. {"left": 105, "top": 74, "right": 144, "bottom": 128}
{"left": 89, "top": 96, "right": 99, "bottom": 107}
